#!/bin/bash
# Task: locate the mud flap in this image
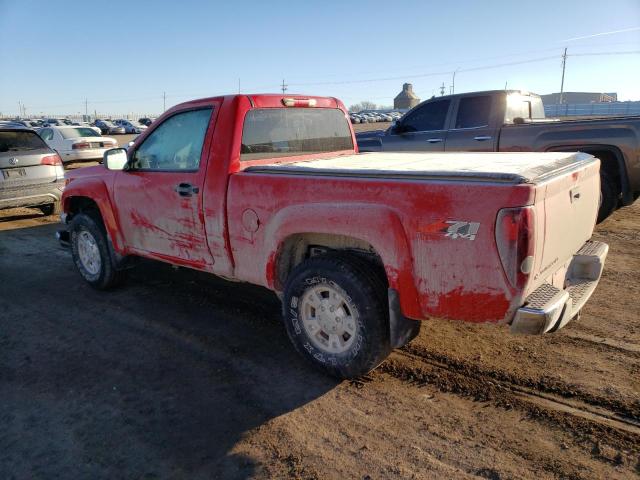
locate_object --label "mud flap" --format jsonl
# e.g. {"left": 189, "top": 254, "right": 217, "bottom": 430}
{"left": 388, "top": 288, "right": 421, "bottom": 349}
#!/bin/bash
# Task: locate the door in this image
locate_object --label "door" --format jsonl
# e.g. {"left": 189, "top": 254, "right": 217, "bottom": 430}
{"left": 381, "top": 99, "right": 451, "bottom": 151}
{"left": 113, "top": 107, "right": 216, "bottom": 268}
{"left": 39, "top": 128, "right": 55, "bottom": 149}
{"left": 445, "top": 95, "right": 498, "bottom": 151}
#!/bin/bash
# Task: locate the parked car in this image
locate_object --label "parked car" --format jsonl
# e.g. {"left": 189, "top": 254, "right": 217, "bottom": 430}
{"left": 138, "top": 117, "right": 155, "bottom": 127}
{"left": 118, "top": 119, "right": 147, "bottom": 134}
{"left": 38, "top": 126, "right": 117, "bottom": 163}
{"left": 43, "top": 118, "right": 66, "bottom": 127}
{"left": 11, "top": 119, "right": 40, "bottom": 129}
{"left": 356, "top": 89, "right": 640, "bottom": 222}
{"left": 58, "top": 93, "right": 607, "bottom": 379}
{"left": 0, "top": 125, "right": 65, "bottom": 215}
{"left": 71, "top": 121, "right": 102, "bottom": 136}
{"left": 93, "top": 120, "right": 125, "bottom": 135}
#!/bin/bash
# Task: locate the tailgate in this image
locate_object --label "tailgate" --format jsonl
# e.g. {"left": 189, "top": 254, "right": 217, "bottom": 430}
{"left": 528, "top": 156, "right": 600, "bottom": 294}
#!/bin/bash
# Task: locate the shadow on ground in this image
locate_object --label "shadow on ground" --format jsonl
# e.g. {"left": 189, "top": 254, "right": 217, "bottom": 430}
{"left": 0, "top": 223, "right": 337, "bottom": 479}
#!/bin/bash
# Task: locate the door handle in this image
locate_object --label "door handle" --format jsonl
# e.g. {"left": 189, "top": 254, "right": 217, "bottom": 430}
{"left": 426, "top": 138, "right": 443, "bottom": 143}
{"left": 174, "top": 183, "right": 199, "bottom": 197}
{"left": 474, "top": 136, "right": 492, "bottom": 141}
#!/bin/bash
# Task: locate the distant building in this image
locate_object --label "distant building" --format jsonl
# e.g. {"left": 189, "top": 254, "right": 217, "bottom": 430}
{"left": 540, "top": 92, "right": 617, "bottom": 105}
{"left": 394, "top": 83, "right": 421, "bottom": 109}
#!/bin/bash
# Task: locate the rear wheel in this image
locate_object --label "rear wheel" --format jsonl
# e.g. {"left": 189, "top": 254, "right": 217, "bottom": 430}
{"left": 70, "top": 212, "right": 124, "bottom": 289}
{"left": 597, "top": 171, "right": 617, "bottom": 223}
{"left": 283, "top": 254, "right": 391, "bottom": 379}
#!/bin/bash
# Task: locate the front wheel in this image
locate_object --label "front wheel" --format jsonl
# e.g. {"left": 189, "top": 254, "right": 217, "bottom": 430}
{"left": 283, "top": 254, "right": 391, "bottom": 379}
{"left": 70, "top": 213, "right": 124, "bottom": 289}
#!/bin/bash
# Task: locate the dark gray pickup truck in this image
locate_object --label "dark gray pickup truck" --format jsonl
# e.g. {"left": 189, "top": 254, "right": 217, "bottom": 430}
{"left": 356, "top": 90, "right": 640, "bottom": 222}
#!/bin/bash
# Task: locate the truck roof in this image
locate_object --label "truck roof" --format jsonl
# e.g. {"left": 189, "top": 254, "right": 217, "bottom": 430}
{"left": 172, "top": 94, "right": 343, "bottom": 111}
{"left": 245, "top": 152, "right": 595, "bottom": 184}
{"left": 415, "top": 90, "right": 540, "bottom": 103}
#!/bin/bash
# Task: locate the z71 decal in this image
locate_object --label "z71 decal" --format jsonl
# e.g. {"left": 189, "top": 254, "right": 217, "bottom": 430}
{"left": 419, "top": 220, "right": 480, "bottom": 241}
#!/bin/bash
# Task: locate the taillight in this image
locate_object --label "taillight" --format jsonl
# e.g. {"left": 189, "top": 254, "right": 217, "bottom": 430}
{"left": 281, "top": 97, "right": 317, "bottom": 107}
{"left": 72, "top": 142, "right": 90, "bottom": 149}
{"left": 495, "top": 206, "right": 535, "bottom": 289}
{"left": 41, "top": 154, "right": 63, "bottom": 166}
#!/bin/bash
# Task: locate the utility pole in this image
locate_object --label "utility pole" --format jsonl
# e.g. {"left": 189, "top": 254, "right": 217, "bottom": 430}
{"left": 559, "top": 47, "right": 567, "bottom": 105}
{"left": 450, "top": 69, "right": 458, "bottom": 95}
{"left": 163, "top": 91, "right": 166, "bottom": 111}
{"left": 238, "top": 78, "right": 241, "bottom": 93}
{"left": 85, "top": 98, "right": 88, "bottom": 118}
{"left": 281, "top": 79, "right": 288, "bottom": 94}
{"left": 440, "top": 82, "right": 445, "bottom": 96}
{"left": 18, "top": 101, "right": 21, "bottom": 118}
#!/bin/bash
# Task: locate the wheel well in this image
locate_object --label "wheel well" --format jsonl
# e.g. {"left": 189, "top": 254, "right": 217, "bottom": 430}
{"left": 67, "top": 196, "right": 102, "bottom": 224}
{"left": 274, "top": 233, "right": 386, "bottom": 291}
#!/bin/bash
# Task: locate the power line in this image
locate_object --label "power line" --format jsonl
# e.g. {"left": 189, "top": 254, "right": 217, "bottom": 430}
{"left": 568, "top": 50, "right": 640, "bottom": 57}
{"left": 287, "top": 55, "right": 561, "bottom": 87}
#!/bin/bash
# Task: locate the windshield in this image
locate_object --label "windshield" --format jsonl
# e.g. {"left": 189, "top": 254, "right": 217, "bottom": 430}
{"left": 240, "top": 108, "right": 353, "bottom": 161}
{"left": 0, "top": 130, "right": 49, "bottom": 152}
{"left": 60, "top": 128, "right": 99, "bottom": 139}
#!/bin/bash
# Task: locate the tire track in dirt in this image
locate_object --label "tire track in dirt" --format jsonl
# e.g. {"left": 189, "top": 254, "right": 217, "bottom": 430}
{"left": 373, "top": 350, "right": 640, "bottom": 463}
{"left": 564, "top": 329, "right": 640, "bottom": 355}
{"left": 402, "top": 343, "right": 640, "bottom": 421}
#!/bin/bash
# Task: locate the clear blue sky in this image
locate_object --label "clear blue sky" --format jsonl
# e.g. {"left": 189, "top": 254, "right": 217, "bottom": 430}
{"left": 1, "top": 0, "right": 639, "bottom": 116}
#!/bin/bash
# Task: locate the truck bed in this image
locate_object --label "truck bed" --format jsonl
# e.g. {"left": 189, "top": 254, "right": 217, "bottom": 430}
{"left": 245, "top": 151, "right": 596, "bottom": 184}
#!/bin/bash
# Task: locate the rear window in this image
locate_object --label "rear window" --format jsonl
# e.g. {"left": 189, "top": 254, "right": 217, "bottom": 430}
{"left": 455, "top": 96, "right": 492, "bottom": 129}
{"left": 240, "top": 108, "right": 353, "bottom": 161}
{"left": 0, "top": 130, "right": 49, "bottom": 152}
{"left": 60, "top": 128, "right": 98, "bottom": 139}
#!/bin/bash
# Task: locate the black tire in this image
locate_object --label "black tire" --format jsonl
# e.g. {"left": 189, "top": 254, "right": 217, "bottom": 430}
{"left": 70, "top": 212, "right": 124, "bottom": 289}
{"left": 283, "top": 254, "right": 391, "bottom": 379}
{"left": 597, "top": 171, "right": 618, "bottom": 223}
{"left": 38, "top": 201, "right": 61, "bottom": 216}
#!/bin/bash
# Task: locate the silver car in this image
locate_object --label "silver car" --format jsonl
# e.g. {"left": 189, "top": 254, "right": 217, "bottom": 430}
{"left": 0, "top": 126, "right": 65, "bottom": 215}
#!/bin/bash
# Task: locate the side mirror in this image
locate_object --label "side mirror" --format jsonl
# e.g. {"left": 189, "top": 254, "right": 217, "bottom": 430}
{"left": 393, "top": 121, "right": 406, "bottom": 134}
{"left": 103, "top": 148, "right": 128, "bottom": 170}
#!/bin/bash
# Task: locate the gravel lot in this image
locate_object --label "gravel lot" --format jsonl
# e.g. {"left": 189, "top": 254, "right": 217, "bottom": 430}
{"left": 0, "top": 139, "right": 638, "bottom": 479}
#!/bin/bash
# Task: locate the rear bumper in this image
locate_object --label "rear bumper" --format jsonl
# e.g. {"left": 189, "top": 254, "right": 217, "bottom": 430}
{"left": 60, "top": 149, "right": 108, "bottom": 163}
{"left": 0, "top": 181, "right": 64, "bottom": 210}
{"left": 510, "top": 240, "right": 608, "bottom": 335}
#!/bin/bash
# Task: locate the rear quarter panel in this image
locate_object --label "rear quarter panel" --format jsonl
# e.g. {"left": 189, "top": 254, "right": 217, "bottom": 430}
{"left": 227, "top": 172, "right": 535, "bottom": 323}
{"left": 498, "top": 119, "right": 640, "bottom": 198}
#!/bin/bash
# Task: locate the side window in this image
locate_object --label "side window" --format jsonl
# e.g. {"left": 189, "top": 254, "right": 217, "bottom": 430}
{"left": 401, "top": 100, "right": 450, "bottom": 132}
{"left": 40, "top": 129, "right": 53, "bottom": 141}
{"left": 454, "top": 96, "right": 492, "bottom": 129}
{"left": 131, "top": 108, "right": 212, "bottom": 171}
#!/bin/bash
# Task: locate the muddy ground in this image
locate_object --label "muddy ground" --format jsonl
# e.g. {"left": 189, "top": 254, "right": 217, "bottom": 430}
{"left": 0, "top": 145, "right": 639, "bottom": 478}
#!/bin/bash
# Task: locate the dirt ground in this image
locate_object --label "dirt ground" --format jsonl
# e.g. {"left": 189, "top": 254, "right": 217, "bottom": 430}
{"left": 0, "top": 153, "right": 639, "bottom": 479}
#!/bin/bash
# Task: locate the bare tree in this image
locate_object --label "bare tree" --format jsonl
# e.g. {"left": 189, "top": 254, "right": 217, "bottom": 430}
{"left": 349, "top": 101, "right": 377, "bottom": 112}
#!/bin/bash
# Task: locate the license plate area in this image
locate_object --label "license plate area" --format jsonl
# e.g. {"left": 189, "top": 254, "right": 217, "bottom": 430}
{"left": 2, "top": 168, "right": 27, "bottom": 179}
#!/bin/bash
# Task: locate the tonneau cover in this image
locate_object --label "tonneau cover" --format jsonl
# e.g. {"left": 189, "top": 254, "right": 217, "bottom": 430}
{"left": 245, "top": 152, "right": 596, "bottom": 184}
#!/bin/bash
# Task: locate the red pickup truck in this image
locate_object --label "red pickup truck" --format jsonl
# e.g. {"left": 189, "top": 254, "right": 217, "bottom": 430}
{"left": 58, "top": 94, "right": 608, "bottom": 378}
